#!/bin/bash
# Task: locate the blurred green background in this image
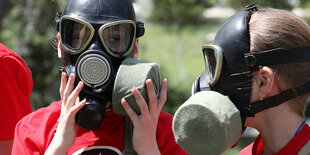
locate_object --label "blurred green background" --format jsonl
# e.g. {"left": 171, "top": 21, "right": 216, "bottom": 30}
{"left": 1, "top": 0, "right": 310, "bottom": 154}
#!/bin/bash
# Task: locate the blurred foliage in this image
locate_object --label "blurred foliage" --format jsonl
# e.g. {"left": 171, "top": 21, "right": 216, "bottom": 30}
{"left": 149, "top": 0, "right": 216, "bottom": 113}
{"left": 0, "top": 0, "right": 64, "bottom": 110}
{"left": 225, "top": 0, "right": 295, "bottom": 10}
{"left": 151, "top": 0, "right": 216, "bottom": 27}
{"left": 0, "top": 0, "right": 11, "bottom": 22}
{"left": 299, "top": 0, "right": 310, "bottom": 8}
{"left": 138, "top": 22, "right": 222, "bottom": 114}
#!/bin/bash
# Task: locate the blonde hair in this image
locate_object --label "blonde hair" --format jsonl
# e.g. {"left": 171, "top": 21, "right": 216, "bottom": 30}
{"left": 249, "top": 8, "right": 310, "bottom": 116}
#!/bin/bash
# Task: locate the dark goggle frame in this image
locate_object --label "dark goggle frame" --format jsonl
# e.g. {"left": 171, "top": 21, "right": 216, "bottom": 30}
{"left": 202, "top": 45, "right": 223, "bottom": 86}
{"left": 59, "top": 15, "right": 137, "bottom": 57}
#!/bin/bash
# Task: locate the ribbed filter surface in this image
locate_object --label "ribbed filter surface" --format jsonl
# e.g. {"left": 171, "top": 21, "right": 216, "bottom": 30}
{"left": 77, "top": 54, "right": 111, "bottom": 87}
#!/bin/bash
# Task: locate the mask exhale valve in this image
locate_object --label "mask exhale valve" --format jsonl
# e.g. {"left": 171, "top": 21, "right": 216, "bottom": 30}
{"left": 75, "top": 97, "right": 106, "bottom": 130}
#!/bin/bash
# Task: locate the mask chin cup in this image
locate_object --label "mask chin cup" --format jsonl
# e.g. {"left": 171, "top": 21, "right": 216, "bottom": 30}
{"left": 75, "top": 98, "right": 106, "bottom": 130}
{"left": 172, "top": 91, "right": 243, "bottom": 155}
{"left": 112, "top": 58, "right": 161, "bottom": 115}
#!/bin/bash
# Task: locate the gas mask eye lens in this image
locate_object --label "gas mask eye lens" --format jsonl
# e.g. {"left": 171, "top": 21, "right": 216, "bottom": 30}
{"left": 71, "top": 23, "right": 91, "bottom": 49}
{"left": 60, "top": 17, "right": 94, "bottom": 54}
{"left": 99, "top": 21, "right": 136, "bottom": 57}
{"left": 202, "top": 45, "right": 223, "bottom": 86}
{"left": 205, "top": 48, "right": 217, "bottom": 81}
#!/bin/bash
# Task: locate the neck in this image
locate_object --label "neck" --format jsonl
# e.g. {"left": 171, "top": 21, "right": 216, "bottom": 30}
{"left": 247, "top": 103, "right": 304, "bottom": 154}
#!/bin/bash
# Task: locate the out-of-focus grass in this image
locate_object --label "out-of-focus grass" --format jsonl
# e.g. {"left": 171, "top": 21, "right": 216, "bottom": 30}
{"left": 139, "top": 22, "right": 221, "bottom": 87}
{"left": 139, "top": 21, "right": 223, "bottom": 112}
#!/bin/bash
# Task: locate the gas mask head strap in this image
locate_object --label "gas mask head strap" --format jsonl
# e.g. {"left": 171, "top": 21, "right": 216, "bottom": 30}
{"left": 136, "top": 21, "right": 145, "bottom": 38}
{"left": 243, "top": 46, "right": 310, "bottom": 116}
{"left": 243, "top": 80, "right": 310, "bottom": 116}
{"left": 54, "top": 12, "right": 62, "bottom": 32}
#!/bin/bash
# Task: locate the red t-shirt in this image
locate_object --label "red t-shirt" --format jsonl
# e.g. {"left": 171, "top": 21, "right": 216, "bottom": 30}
{"left": 239, "top": 124, "right": 310, "bottom": 155}
{"left": 12, "top": 101, "right": 188, "bottom": 155}
{"left": 0, "top": 43, "right": 33, "bottom": 140}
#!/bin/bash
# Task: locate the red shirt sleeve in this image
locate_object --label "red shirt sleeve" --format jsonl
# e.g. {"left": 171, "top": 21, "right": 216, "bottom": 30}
{"left": 12, "top": 102, "right": 61, "bottom": 155}
{"left": 157, "top": 111, "right": 189, "bottom": 155}
{"left": 0, "top": 43, "right": 33, "bottom": 140}
{"left": 12, "top": 120, "right": 42, "bottom": 155}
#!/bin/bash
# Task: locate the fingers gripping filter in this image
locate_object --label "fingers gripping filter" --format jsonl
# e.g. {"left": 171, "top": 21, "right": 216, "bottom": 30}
{"left": 173, "top": 91, "right": 242, "bottom": 155}
{"left": 112, "top": 58, "right": 161, "bottom": 115}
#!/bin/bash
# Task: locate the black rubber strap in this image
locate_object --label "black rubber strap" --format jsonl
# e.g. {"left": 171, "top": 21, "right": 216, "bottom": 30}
{"left": 243, "top": 80, "right": 310, "bottom": 116}
{"left": 245, "top": 47, "right": 310, "bottom": 68}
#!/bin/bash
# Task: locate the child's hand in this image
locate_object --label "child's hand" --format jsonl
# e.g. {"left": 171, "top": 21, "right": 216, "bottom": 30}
{"left": 121, "top": 79, "right": 167, "bottom": 155}
{"left": 45, "top": 73, "right": 86, "bottom": 155}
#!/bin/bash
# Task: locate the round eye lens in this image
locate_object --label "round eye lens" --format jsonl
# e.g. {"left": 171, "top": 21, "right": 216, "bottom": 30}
{"left": 61, "top": 19, "right": 92, "bottom": 51}
{"left": 101, "top": 23, "right": 134, "bottom": 53}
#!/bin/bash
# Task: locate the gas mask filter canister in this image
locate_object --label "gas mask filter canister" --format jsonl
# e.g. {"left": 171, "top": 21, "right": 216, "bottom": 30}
{"left": 172, "top": 91, "right": 242, "bottom": 155}
{"left": 73, "top": 57, "right": 161, "bottom": 129}
{"left": 112, "top": 58, "right": 161, "bottom": 115}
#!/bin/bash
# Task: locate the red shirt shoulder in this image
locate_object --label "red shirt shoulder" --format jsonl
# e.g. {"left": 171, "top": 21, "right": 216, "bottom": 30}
{"left": 12, "top": 102, "right": 61, "bottom": 154}
{"left": 0, "top": 43, "right": 33, "bottom": 140}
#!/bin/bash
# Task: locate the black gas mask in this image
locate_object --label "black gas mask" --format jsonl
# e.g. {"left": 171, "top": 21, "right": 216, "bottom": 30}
{"left": 173, "top": 5, "right": 310, "bottom": 154}
{"left": 192, "top": 4, "right": 310, "bottom": 122}
{"left": 54, "top": 0, "right": 145, "bottom": 130}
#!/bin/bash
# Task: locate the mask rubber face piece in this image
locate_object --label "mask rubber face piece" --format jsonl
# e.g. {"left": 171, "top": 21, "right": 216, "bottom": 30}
{"left": 194, "top": 5, "right": 310, "bottom": 118}
{"left": 58, "top": 0, "right": 139, "bottom": 130}
{"left": 60, "top": 0, "right": 138, "bottom": 59}
{"left": 195, "top": 10, "right": 254, "bottom": 119}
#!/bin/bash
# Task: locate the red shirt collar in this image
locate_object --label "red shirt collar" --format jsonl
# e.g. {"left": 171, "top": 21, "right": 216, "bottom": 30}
{"left": 252, "top": 124, "right": 310, "bottom": 155}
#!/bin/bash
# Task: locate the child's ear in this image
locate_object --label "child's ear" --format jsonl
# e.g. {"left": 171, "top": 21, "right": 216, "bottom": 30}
{"left": 256, "top": 66, "right": 276, "bottom": 99}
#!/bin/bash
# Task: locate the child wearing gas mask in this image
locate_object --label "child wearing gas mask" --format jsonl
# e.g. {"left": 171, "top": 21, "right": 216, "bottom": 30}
{"left": 173, "top": 4, "right": 310, "bottom": 155}
{"left": 0, "top": 43, "right": 33, "bottom": 155}
{"left": 12, "top": 0, "right": 187, "bottom": 154}
{"left": 238, "top": 7, "right": 310, "bottom": 155}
